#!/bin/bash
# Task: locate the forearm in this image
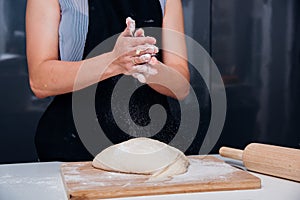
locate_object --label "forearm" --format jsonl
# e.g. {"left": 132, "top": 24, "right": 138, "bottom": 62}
{"left": 147, "top": 61, "right": 190, "bottom": 100}
{"left": 148, "top": 0, "right": 189, "bottom": 100}
{"left": 29, "top": 52, "right": 119, "bottom": 98}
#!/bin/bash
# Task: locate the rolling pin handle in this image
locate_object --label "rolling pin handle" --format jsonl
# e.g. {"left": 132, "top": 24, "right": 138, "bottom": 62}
{"left": 219, "top": 147, "right": 244, "bottom": 161}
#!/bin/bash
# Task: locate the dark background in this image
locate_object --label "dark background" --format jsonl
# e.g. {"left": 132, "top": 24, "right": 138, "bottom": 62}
{"left": 0, "top": 0, "right": 299, "bottom": 163}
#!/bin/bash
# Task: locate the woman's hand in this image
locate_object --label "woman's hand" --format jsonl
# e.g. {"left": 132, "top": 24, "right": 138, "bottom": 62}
{"left": 111, "top": 18, "right": 159, "bottom": 76}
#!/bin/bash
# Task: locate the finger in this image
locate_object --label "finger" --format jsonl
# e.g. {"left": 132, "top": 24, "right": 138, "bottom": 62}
{"left": 134, "top": 28, "right": 145, "bottom": 37}
{"left": 136, "top": 54, "right": 152, "bottom": 64}
{"left": 136, "top": 44, "right": 159, "bottom": 55}
{"left": 126, "top": 17, "right": 136, "bottom": 36}
{"left": 132, "top": 73, "right": 146, "bottom": 83}
{"left": 142, "top": 44, "right": 159, "bottom": 54}
{"left": 127, "top": 44, "right": 159, "bottom": 57}
{"left": 131, "top": 54, "right": 153, "bottom": 65}
{"left": 149, "top": 56, "right": 158, "bottom": 65}
{"left": 137, "top": 74, "right": 146, "bottom": 83}
{"left": 129, "top": 36, "right": 157, "bottom": 46}
{"left": 148, "top": 67, "right": 158, "bottom": 75}
{"left": 132, "top": 73, "right": 139, "bottom": 78}
{"left": 122, "top": 17, "right": 136, "bottom": 37}
{"left": 133, "top": 65, "right": 148, "bottom": 73}
{"left": 133, "top": 65, "right": 158, "bottom": 75}
{"left": 121, "top": 25, "right": 132, "bottom": 37}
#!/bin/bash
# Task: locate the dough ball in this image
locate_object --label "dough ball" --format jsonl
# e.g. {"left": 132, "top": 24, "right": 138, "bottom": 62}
{"left": 92, "top": 137, "right": 189, "bottom": 179}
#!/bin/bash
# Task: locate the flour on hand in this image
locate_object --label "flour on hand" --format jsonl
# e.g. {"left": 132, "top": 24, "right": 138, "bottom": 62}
{"left": 125, "top": 17, "right": 158, "bottom": 83}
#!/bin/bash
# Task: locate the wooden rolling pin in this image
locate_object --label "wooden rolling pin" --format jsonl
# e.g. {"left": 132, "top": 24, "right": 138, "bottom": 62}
{"left": 219, "top": 143, "right": 300, "bottom": 182}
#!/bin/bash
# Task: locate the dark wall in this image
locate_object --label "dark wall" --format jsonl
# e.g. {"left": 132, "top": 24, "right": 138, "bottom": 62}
{"left": 0, "top": 0, "right": 52, "bottom": 164}
{"left": 289, "top": 0, "right": 300, "bottom": 148}
{"left": 0, "top": 0, "right": 299, "bottom": 163}
{"left": 211, "top": 0, "right": 300, "bottom": 151}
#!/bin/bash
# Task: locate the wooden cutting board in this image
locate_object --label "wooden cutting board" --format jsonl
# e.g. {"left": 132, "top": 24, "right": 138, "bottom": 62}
{"left": 61, "top": 156, "right": 261, "bottom": 199}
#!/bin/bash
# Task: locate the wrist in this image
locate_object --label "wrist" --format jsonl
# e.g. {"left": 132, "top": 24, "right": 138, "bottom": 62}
{"left": 105, "top": 51, "right": 123, "bottom": 77}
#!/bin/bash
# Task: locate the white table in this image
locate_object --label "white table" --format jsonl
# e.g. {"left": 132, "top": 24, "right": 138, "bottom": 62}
{"left": 0, "top": 156, "right": 299, "bottom": 200}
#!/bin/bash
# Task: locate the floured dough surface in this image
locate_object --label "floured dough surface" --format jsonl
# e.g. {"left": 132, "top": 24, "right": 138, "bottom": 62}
{"left": 92, "top": 138, "right": 189, "bottom": 179}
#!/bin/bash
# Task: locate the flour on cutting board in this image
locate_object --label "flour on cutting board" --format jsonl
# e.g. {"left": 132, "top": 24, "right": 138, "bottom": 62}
{"left": 169, "top": 158, "right": 236, "bottom": 183}
{"left": 61, "top": 156, "right": 261, "bottom": 198}
{"left": 63, "top": 163, "right": 142, "bottom": 189}
{"left": 62, "top": 157, "right": 236, "bottom": 191}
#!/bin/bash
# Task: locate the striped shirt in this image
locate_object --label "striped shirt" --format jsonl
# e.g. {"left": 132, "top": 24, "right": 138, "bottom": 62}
{"left": 58, "top": 0, "right": 166, "bottom": 61}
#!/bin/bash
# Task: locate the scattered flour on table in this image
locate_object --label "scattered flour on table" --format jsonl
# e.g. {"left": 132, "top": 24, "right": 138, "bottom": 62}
{"left": 0, "top": 174, "right": 62, "bottom": 191}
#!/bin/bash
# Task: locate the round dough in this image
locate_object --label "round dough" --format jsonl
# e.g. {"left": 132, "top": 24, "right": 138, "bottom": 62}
{"left": 92, "top": 138, "right": 189, "bottom": 179}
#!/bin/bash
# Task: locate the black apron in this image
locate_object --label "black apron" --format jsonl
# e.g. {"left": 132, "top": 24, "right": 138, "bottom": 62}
{"left": 35, "top": 0, "right": 181, "bottom": 162}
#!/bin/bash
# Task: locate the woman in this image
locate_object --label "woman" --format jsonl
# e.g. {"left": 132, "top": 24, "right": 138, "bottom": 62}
{"left": 26, "top": 0, "right": 189, "bottom": 161}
